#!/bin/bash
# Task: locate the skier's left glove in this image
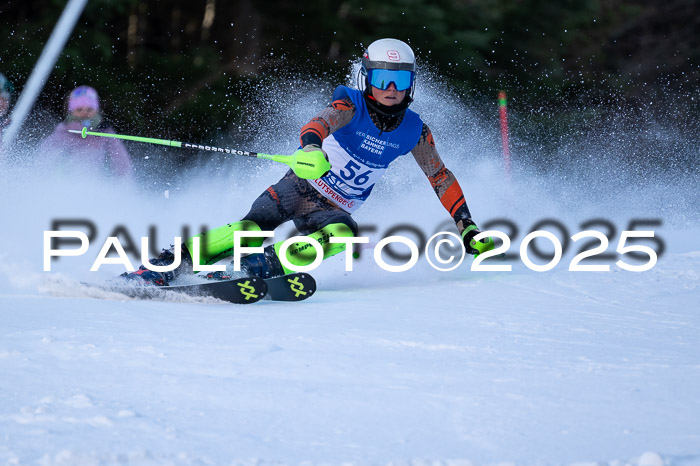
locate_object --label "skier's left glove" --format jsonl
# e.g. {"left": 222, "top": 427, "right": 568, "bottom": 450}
{"left": 460, "top": 219, "right": 495, "bottom": 257}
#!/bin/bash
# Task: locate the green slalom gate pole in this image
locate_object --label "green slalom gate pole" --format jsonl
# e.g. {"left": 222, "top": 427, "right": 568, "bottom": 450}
{"left": 68, "top": 127, "right": 330, "bottom": 180}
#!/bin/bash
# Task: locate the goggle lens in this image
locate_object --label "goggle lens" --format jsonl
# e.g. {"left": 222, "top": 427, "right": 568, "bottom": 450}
{"left": 368, "top": 69, "right": 414, "bottom": 91}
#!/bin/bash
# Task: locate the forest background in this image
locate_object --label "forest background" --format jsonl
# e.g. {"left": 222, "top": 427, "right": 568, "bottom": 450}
{"left": 1, "top": 0, "right": 697, "bottom": 170}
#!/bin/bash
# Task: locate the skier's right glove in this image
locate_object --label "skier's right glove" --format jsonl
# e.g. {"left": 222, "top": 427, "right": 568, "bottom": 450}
{"left": 301, "top": 144, "right": 331, "bottom": 178}
{"left": 461, "top": 220, "right": 495, "bottom": 257}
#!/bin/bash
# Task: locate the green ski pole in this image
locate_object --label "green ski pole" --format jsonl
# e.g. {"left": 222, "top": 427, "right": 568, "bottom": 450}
{"left": 68, "top": 127, "right": 330, "bottom": 180}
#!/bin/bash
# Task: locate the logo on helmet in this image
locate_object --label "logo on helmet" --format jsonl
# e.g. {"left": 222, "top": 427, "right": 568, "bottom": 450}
{"left": 386, "top": 50, "right": 401, "bottom": 61}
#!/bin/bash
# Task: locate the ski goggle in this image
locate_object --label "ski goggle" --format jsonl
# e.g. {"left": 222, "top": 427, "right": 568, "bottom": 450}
{"left": 368, "top": 69, "right": 414, "bottom": 91}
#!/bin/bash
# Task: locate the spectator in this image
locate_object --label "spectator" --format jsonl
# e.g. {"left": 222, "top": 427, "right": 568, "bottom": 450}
{"left": 38, "top": 85, "right": 133, "bottom": 179}
{"left": 0, "top": 72, "right": 12, "bottom": 157}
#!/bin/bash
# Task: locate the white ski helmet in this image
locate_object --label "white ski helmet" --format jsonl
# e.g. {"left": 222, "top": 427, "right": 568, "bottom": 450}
{"left": 360, "top": 38, "right": 416, "bottom": 95}
{"left": 362, "top": 38, "right": 416, "bottom": 73}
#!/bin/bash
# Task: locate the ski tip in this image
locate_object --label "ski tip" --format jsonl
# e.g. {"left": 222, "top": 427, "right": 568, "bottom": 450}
{"left": 264, "top": 272, "right": 316, "bottom": 302}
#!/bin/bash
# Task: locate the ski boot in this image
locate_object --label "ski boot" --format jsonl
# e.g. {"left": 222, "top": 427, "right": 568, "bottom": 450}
{"left": 239, "top": 247, "right": 286, "bottom": 278}
{"left": 205, "top": 245, "right": 285, "bottom": 281}
{"left": 121, "top": 246, "right": 193, "bottom": 286}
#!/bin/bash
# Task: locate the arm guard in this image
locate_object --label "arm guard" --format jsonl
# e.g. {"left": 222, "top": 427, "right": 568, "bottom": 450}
{"left": 411, "top": 123, "right": 472, "bottom": 226}
{"left": 300, "top": 95, "right": 355, "bottom": 147}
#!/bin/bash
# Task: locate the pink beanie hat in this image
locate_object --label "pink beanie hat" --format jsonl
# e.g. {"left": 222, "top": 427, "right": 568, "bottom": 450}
{"left": 68, "top": 85, "right": 100, "bottom": 112}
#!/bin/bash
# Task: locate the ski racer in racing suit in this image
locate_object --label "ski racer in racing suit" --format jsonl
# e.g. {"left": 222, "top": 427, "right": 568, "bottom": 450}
{"left": 125, "top": 38, "right": 495, "bottom": 285}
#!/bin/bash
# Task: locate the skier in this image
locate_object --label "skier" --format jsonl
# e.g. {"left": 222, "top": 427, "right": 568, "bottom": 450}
{"left": 38, "top": 85, "right": 133, "bottom": 179}
{"left": 126, "top": 38, "right": 494, "bottom": 285}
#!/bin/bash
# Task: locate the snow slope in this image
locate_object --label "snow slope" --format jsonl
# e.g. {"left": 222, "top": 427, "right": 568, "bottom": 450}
{"left": 1, "top": 76, "right": 699, "bottom": 465}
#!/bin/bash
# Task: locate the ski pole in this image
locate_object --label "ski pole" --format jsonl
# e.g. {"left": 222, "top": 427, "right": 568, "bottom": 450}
{"left": 68, "top": 127, "right": 331, "bottom": 180}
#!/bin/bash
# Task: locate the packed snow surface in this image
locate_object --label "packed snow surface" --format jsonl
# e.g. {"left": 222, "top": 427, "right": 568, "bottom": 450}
{"left": 1, "top": 77, "right": 698, "bottom": 465}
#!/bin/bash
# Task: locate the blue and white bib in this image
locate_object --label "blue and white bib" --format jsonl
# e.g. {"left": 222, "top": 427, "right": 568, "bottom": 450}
{"left": 308, "top": 86, "right": 423, "bottom": 213}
